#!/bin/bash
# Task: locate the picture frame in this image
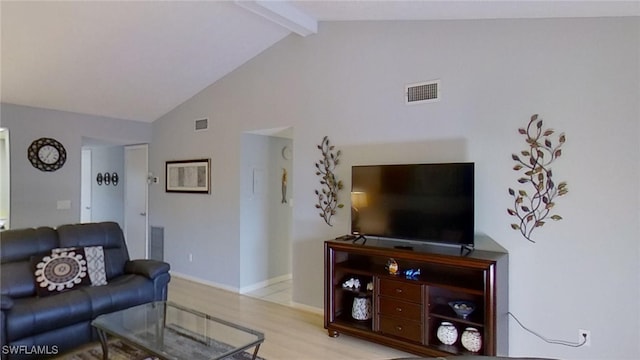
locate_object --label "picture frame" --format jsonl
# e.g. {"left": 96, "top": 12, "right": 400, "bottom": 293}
{"left": 165, "top": 159, "right": 211, "bottom": 194}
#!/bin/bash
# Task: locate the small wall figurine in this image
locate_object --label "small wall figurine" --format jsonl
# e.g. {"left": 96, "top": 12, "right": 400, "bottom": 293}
{"left": 281, "top": 168, "right": 287, "bottom": 204}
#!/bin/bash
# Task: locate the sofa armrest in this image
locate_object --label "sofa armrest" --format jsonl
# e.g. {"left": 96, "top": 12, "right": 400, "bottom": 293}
{"left": 1, "top": 295, "right": 11, "bottom": 353}
{"left": 125, "top": 259, "right": 170, "bottom": 280}
{"left": 0, "top": 295, "right": 13, "bottom": 311}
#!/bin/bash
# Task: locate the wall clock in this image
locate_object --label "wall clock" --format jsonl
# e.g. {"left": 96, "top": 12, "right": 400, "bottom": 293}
{"left": 28, "top": 137, "right": 67, "bottom": 172}
{"left": 281, "top": 145, "right": 292, "bottom": 160}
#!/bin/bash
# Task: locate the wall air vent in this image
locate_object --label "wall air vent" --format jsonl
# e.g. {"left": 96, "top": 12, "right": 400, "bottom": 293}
{"left": 405, "top": 80, "right": 440, "bottom": 105}
{"left": 194, "top": 118, "right": 209, "bottom": 131}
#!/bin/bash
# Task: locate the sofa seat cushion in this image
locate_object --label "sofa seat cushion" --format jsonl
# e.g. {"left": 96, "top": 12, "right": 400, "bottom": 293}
{"left": 6, "top": 289, "right": 92, "bottom": 342}
{"left": 79, "top": 274, "right": 156, "bottom": 317}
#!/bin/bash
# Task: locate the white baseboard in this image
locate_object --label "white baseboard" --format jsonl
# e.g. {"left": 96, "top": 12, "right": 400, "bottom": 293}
{"left": 239, "top": 273, "right": 292, "bottom": 294}
{"left": 290, "top": 301, "right": 323, "bottom": 315}
{"left": 170, "top": 271, "right": 324, "bottom": 315}
{"left": 170, "top": 271, "right": 239, "bottom": 293}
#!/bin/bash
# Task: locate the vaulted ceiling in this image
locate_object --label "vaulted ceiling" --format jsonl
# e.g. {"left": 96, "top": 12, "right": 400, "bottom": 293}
{"left": 1, "top": 1, "right": 638, "bottom": 123}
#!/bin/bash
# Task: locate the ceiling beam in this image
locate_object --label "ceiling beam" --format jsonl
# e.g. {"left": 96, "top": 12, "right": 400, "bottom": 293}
{"left": 235, "top": 1, "right": 318, "bottom": 37}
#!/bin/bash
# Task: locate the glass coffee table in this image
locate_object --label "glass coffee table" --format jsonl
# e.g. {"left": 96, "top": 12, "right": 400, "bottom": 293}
{"left": 92, "top": 301, "right": 264, "bottom": 360}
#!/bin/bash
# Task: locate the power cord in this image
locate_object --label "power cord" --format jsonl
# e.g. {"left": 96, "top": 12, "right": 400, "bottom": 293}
{"left": 508, "top": 312, "right": 587, "bottom": 347}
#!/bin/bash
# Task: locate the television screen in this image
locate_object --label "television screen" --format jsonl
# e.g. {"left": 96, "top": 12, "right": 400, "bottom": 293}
{"left": 351, "top": 163, "right": 474, "bottom": 246}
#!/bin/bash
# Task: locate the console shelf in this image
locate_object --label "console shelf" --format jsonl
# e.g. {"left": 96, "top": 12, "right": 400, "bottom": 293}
{"left": 324, "top": 239, "right": 508, "bottom": 357}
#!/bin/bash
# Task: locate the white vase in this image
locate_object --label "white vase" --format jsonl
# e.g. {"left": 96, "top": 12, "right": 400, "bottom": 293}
{"left": 461, "top": 327, "right": 482, "bottom": 352}
{"left": 351, "top": 296, "right": 371, "bottom": 320}
{"left": 436, "top": 321, "right": 458, "bottom": 345}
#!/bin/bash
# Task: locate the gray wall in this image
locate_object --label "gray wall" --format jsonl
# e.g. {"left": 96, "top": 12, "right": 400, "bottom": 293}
{"left": 0, "top": 103, "right": 151, "bottom": 228}
{"left": 149, "top": 18, "right": 639, "bottom": 359}
{"left": 89, "top": 146, "right": 125, "bottom": 228}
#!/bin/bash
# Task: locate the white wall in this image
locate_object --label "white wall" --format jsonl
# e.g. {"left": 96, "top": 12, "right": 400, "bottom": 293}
{"left": 149, "top": 18, "right": 639, "bottom": 359}
{"left": 1, "top": 103, "right": 151, "bottom": 228}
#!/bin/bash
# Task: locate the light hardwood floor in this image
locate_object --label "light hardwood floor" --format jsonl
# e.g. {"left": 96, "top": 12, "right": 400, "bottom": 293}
{"left": 245, "top": 279, "right": 293, "bottom": 306}
{"left": 168, "top": 276, "right": 415, "bottom": 360}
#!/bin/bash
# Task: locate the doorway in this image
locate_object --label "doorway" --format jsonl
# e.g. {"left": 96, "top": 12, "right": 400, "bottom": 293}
{"left": 80, "top": 149, "right": 92, "bottom": 223}
{"left": 124, "top": 144, "right": 149, "bottom": 260}
{"left": 239, "top": 127, "right": 293, "bottom": 305}
{"left": 80, "top": 143, "right": 125, "bottom": 226}
{"left": 80, "top": 139, "right": 149, "bottom": 260}
{"left": 0, "top": 128, "right": 10, "bottom": 229}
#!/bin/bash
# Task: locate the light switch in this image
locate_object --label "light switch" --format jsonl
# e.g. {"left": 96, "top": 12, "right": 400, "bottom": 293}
{"left": 57, "top": 200, "right": 71, "bottom": 210}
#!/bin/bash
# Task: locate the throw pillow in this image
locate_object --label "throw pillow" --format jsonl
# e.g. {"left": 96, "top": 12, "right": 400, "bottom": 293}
{"left": 83, "top": 246, "right": 108, "bottom": 286}
{"left": 52, "top": 246, "right": 108, "bottom": 286}
{"left": 33, "top": 248, "right": 90, "bottom": 297}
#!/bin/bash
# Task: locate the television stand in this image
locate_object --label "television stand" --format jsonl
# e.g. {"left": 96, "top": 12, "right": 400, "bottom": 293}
{"left": 324, "top": 239, "right": 508, "bottom": 357}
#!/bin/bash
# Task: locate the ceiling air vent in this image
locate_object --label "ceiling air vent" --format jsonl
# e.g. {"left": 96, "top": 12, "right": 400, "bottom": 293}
{"left": 194, "top": 118, "right": 209, "bottom": 131}
{"left": 405, "top": 80, "right": 440, "bottom": 105}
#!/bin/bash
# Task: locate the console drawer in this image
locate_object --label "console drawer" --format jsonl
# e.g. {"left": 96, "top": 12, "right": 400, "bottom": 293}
{"left": 378, "top": 315, "right": 424, "bottom": 343}
{"left": 379, "top": 278, "right": 423, "bottom": 303}
{"left": 378, "top": 296, "right": 423, "bottom": 320}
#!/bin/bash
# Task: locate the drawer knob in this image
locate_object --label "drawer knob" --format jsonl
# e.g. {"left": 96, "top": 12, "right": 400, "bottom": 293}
{"left": 395, "top": 307, "right": 403, "bottom": 312}
{"left": 395, "top": 288, "right": 403, "bottom": 293}
{"left": 396, "top": 325, "right": 403, "bottom": 331}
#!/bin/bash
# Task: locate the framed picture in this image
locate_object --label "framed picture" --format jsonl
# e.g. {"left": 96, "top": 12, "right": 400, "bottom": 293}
{"left": 165, "top": 159, "right": 211, "bottom": 193}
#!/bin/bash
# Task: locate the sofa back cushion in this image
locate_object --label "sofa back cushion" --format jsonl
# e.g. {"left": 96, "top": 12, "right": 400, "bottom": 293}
{"left": 1, "top": 227, "right": 58, "bottom": 298}
{"left": 56, "top": 222, "right": 130, "bottom": 280}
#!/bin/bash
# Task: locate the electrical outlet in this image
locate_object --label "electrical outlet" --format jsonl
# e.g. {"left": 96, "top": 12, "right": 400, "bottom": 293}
{"left": 579, "top": 329, "right": 591, "bottom": 347}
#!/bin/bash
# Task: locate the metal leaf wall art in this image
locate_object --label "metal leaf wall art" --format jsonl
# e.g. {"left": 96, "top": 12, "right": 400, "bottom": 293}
{"left": 508, "top": 114, "right": 568, "bottom": 242}
{"left": 314, "top": 136, "right": 344, "bottom": 226}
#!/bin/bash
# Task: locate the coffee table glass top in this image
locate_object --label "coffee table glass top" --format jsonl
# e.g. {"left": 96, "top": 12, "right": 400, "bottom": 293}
{"left": 91, "top": 301, "right": 264, "bottom": 360}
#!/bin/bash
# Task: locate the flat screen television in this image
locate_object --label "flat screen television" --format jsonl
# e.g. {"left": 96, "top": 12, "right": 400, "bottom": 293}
{"left": 350, "top": 162, "right": 474, "bottom": 247}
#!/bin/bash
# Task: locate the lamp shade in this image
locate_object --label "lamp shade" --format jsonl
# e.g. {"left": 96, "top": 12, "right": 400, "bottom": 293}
{"left": 351, "top": 192, "right": 368, "bottom": 208}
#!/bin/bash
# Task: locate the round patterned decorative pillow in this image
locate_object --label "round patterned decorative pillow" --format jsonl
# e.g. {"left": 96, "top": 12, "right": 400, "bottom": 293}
{"left": 34, "top": 250, "right": 88, "bottom": 294}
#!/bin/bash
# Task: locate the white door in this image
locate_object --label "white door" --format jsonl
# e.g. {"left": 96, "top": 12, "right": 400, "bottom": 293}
{"left": 124, "top": 144, "right": 148, "bottom": 260}
{"left": 80, "top": 149, "right": 92, "bottom": 223}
